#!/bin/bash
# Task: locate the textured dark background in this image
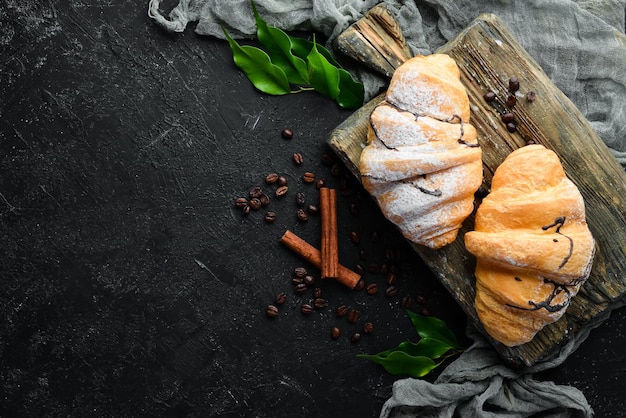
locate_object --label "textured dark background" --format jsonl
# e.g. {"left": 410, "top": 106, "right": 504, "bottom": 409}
{"left": 1, "top": 1, "right": 625, "bottom": 417}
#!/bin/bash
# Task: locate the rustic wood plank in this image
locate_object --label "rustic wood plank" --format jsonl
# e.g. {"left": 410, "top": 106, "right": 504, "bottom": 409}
{"left": 329, "top": 12, "right": 626, "bottom": 367}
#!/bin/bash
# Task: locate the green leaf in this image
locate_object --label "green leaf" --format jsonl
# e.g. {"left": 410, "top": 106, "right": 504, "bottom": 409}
{"left": 405, "top": 310, "right": 461, "bottom": 349}
{"left": 306, "top": 36, "right": 340, "bottom": 99}
{"left": 335, "top": 68, "right": 364, "bottom": 109}
{"left": 222, "top": 27, "right": 290, "bottom": 95}
{"left": 290, "top": 37, "right": 341, "bottom": 68}
{"left": 252, "top": 0, "right": 309, "bottom": 85}
{"left": 358, "top": 351, "right": 440, "bottom": 378}
{"left": 376, "top": 338, "right": 454, "bottom": 360}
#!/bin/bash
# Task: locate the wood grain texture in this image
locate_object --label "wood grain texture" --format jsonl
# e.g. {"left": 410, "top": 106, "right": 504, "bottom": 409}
{"left": 329, "top": 13, "right": 626, "bottom": 367}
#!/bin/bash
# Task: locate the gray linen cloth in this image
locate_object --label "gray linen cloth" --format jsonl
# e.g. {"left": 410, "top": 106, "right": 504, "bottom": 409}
{"left": 147, "top": 1, "right": 626, "bottom": 416}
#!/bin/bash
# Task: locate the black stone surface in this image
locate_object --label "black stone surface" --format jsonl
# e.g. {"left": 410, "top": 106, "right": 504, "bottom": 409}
{"left": 1, "top": 2, "right": 625, "bottom": 417}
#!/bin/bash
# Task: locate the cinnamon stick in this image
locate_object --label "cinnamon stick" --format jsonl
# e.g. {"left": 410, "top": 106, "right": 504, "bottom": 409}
{"left": 320, "top": 187, "right": 339, "bottom": 279}
{"left": 280, "top": 230, "right": 360, "bottom": 289}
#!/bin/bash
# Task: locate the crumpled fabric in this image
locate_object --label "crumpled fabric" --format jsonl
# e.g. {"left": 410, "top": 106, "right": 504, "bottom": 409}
{"left": 147, "top": 1, "right": 626, "bottom": 416}
{"left": 147, "top": 0, "right": 626, "bottom": 167}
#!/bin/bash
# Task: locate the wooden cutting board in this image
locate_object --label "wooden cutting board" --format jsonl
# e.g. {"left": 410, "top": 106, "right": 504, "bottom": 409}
{"left": 328, "top": 8, "right": 626, "bottom": 367}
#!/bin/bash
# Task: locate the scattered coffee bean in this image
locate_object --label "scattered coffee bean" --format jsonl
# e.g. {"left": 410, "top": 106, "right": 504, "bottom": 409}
{"left": 301, "top": 303, "right": 314, "bottom": 315}
{"left": 385, "top": 286, "right": 398, "bottom": 298}
{"left": 259, "top": 193, "right": 270, "bottom": 206}
{"left": 275, "top": 292, "right": 287, "bottom": 305}
{"left": 264, "top": 211, "right": 277, "bottom": 223}
{"left": 385, "top": 272, "right": 397, "bottom": 286}
{"left": 509, "top": 76, "right": 520, "bottom": 91}
{"left": 306, "top": 204, "right": 319, "bottom": 215}
{"left": 359, "top": 249, "right": 367, "bottom": 261}
{"left": 249, "top": 197, "right": 262, "bottom": 210}
{"left": 266, "top": 304, "right": 279, "bottom": 318}
{"left": 420, "top": 307, "right": 432, "bottom": 316}
{"left": 242, "top": 205, "right": 251, "bottom": 216}
{"left": 275, "top": 185, "right": 289, "bottom": 197}
{"left": 295, "top": 192, "right": 306, "bottom": 206}
{"left": 363, "top": 322, "right": 374, "bottom": 335}
{"left": 350, "top": 332, "right": 362, "bottom": 343}
{"left": 349, "top": 231, "right": 360, "bottom": 245}
{"left": 368, "top": 263, "right": 381, "bottom": 274}
{"left": 303, "top": 275, "right": 316, "bottom": 287}
{"left": 294, "top": 267, "right": 308, "bottom": 278}
{"left": 416, "top": 294, "right": 427, "bottom": 305}
{"left": 526, "top": 90, "right": 537, "bottom": 102}
{"left": 331, "top": 326, "right": 341, "bottom": 340}
{"left": 349, "top": 203, "right": 359, "bottom": 216}
{"left": 354, "top": 278, "right": 365, "bottom": 291}
{"left": 506, "top": 122, "right": 517, "bottom": 133}
{"left": 385, "top": 249, "right": 395, "bottom": 261}
{"left": 400, "top": 295, "right": 413, "bottom": 309}
{"left": 249, "top": 186, "right": 263, "bottom": 199}
{"left": 265, "top": 173, "right": 279, "bottom": 184}
{"left": 380, "top": 263, "right": 389, "bottom": 274}
{"left": 315, "top": 179, "right": 325, "bottom": 189}
{"left": 293, "top": 152, "right": 304, "bottom": 166}
{"left": 347, "top": 309, "right": 360, "bottom": 323}
{"left": 302, "top": 172, "right": 315, "bottom": 183}
{"left": 294, "top": 283, "right": 307, "bottom": 295}
{"left": 354, "top": 264, "right": 365, "bottom": 276}
{"left": 483, "top": 90, "right": 496, "bottom": 102}
{"left": 313, "top": 287, "right": 322, "bottom": 298}
{"left": 296, "top": 209, "right": 309, "bottom": 222}
{"left": 278, "top": 176, "right": 288, "bottom": 186}
{"left": 282, "top": 127, "right": 293, "bottom": 139}
{"left": 291, "top": 276, "right": 304, "bottom": 285}
{"left": 314, "top": 298, "right": 328, "bottom": 309}
{"left": 506, "top": 95, "right": 517, "bottom": 107}
{"left": 234, "top": 197, "right": 248, "bottom": 208}
{"left": 501, "top": 112, "right": 515, "bottom": 123}
{"left": 366, "top": 283, "right": 379, "bottom": 295}
{"left": 336, "top": 305, "right": 349, "bottom": 317}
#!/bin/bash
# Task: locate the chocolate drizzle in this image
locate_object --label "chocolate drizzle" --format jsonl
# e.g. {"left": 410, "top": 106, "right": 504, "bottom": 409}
{"left": 506, "top": 277, "right": 575, "bottom": 313}
{"left": 542, "top": 216, "right": 574, "bottom": 269}
{"left": 452, "top": 115, "right": 480, "bottom": 148}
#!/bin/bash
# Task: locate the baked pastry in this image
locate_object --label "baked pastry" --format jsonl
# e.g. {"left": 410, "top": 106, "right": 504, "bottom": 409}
{"left": 465, "top": 144, "right": 596, "bottom": 347}
{"left": 359, "top": 54, "right": 482, "bottom": 249}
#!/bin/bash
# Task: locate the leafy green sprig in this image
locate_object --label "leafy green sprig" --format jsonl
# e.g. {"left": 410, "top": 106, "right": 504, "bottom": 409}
{"left": 222, "top": 0, "right": 364, "bottom": 109}
{"left": 358, "top": 310, "right": 464, "bottom": 378}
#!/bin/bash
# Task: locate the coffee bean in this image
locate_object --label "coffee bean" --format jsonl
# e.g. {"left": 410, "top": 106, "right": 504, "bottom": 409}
{"left": 266, "top": 304, "right": 279, "bottom": 318}
{"left": 385, "top": 249, "right": 395, "bottom": 261}
{"left": 363, "top": 322, "right": 374, "bottom": 335}
{"left": 331, "top": 326, "right": 341, "bottom": 340}
{"left": 278, "top": 176, "right": 288, "bottom": 186}
{"left": 506, "top": 122, "right": 517, "bottom": 133}
{"left": 526, "top": 91, "right": 537, "bottom": 102}
{"left": 349, "top": 231, "right": 360, "bottom": 245}
{"left": 385, "top": 286, "right": 398, "bottom": 298}
{"left": 330, "top": 162, "right": 343, "bottom": 177}
{"left": 350, "top": 332, "right": 362, "bottom": 343}
{"left": 349, "top": 203, "right": 359, "bottom": 216}
{"left": 303, "top": 275, "right": 316, "bottom": 287}
{"left": 291, "top": 276, "right": 304, "bottom": 285}
{"left": 509, "top": 76, "right": 520, "bottom": 91}
{"left": 265, "top": 173, "right": 279, "bottom": 184}
{"left": 249, "top": 186, "right": 263, "bottom": 199}
{"left": 366, "top": 283, "right": 379, "bottom": 295}
{"left": 359, "top": 249, "right": 367, "bottom": 261}
{"left": 275, "top": 185, "right": 289, "bottom": 197}
{"left": 368, "top": 263, "right": 381, "bottom": 274}
{"left": 347, "top": 309, "right": 360, "bottom": 323}
{"left": 259, "top": 193, "right": 270, "bottom": 206}
{"left": 295, "top": 192, "right": 306, "bottom": 206}
{"left": 294, "top": 267, "right": 308, "bottom": 278}
{"left": 502, "top": 112, "right": 515, "bottom": 123}
{"left": 293, "top": 152, "right": 304, "bottom": 166}
{"left": 420, "top": 307, "right": 432, "bottom": 316}
{"left": 416, "top": 294, "right": 427, "bottom": 305}
{"left": 275, "top": 292, "right": 287, "bottom": 305}
{"left": 296, "top": 209, "right": 308, "bottom": 222}
{"left": 294, "top": 283, "right": 307, "bottom": 295}
{"left": 264, "top": 211, "right": 277, "bottom": 223}
{"left": 301, "top": 303, "right": 313, "bottom": 315}
{"left": 380, "top": 263, "right": 389, "bottom": 274}
{"left": 249, "top": 197, "right": 262, "bottom": 210}
{"left": 385, "top": 272, "right": 397, "bottom": 286}
{"left": 354, "top": 264, "right": 365, "bottom": 276}
{"left": 336, "top": 305, "right": 348, "bottom": 317}
{"left": 400, "top": 295, "right": 413, "bottom": 309}
{"left": 306, "top": 204, "right": 319, "bottom": 215}
{"left": 281, "top": 127, "right": 293, "bottom": 139}
{"left": 315, "top": 179, "right": 325, "bottom": 189}
{"left": 506, "top": 95, "right": 517, "bottom": 107}
{"left": 314, "top": 298, "right": 328, "bottom": 309}
{"left": 483, "top": 90, "right": 496, "bottom": 102}
{"left": 354, "top": 278, "right": 365, "bottom": 291}
{"left": 234, "top": 197, "right": 248, "bottom": 208}
{"left": 302, "top": 172, "right": 315, "bottom": 183}
{"left": 313, "top": 287, "right": 322, "bottom": 298}
{"left": 242, "top": 205, "right": 251, "bottom": 216}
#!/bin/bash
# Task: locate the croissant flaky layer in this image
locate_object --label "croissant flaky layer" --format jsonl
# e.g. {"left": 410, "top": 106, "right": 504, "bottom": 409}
{"left": 465, "top": 144, "right": 596, "bottom": 347}
{"left": 359, "top": 54, "right": 483, "bottom": 249}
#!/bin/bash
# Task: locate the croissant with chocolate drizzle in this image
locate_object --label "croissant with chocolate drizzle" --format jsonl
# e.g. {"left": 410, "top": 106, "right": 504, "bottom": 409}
{"left": 359, "top": 54, "right": 483, "bottom": 249}
{"left": 465, "top": 144, "right": 596, "bottom": 347}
